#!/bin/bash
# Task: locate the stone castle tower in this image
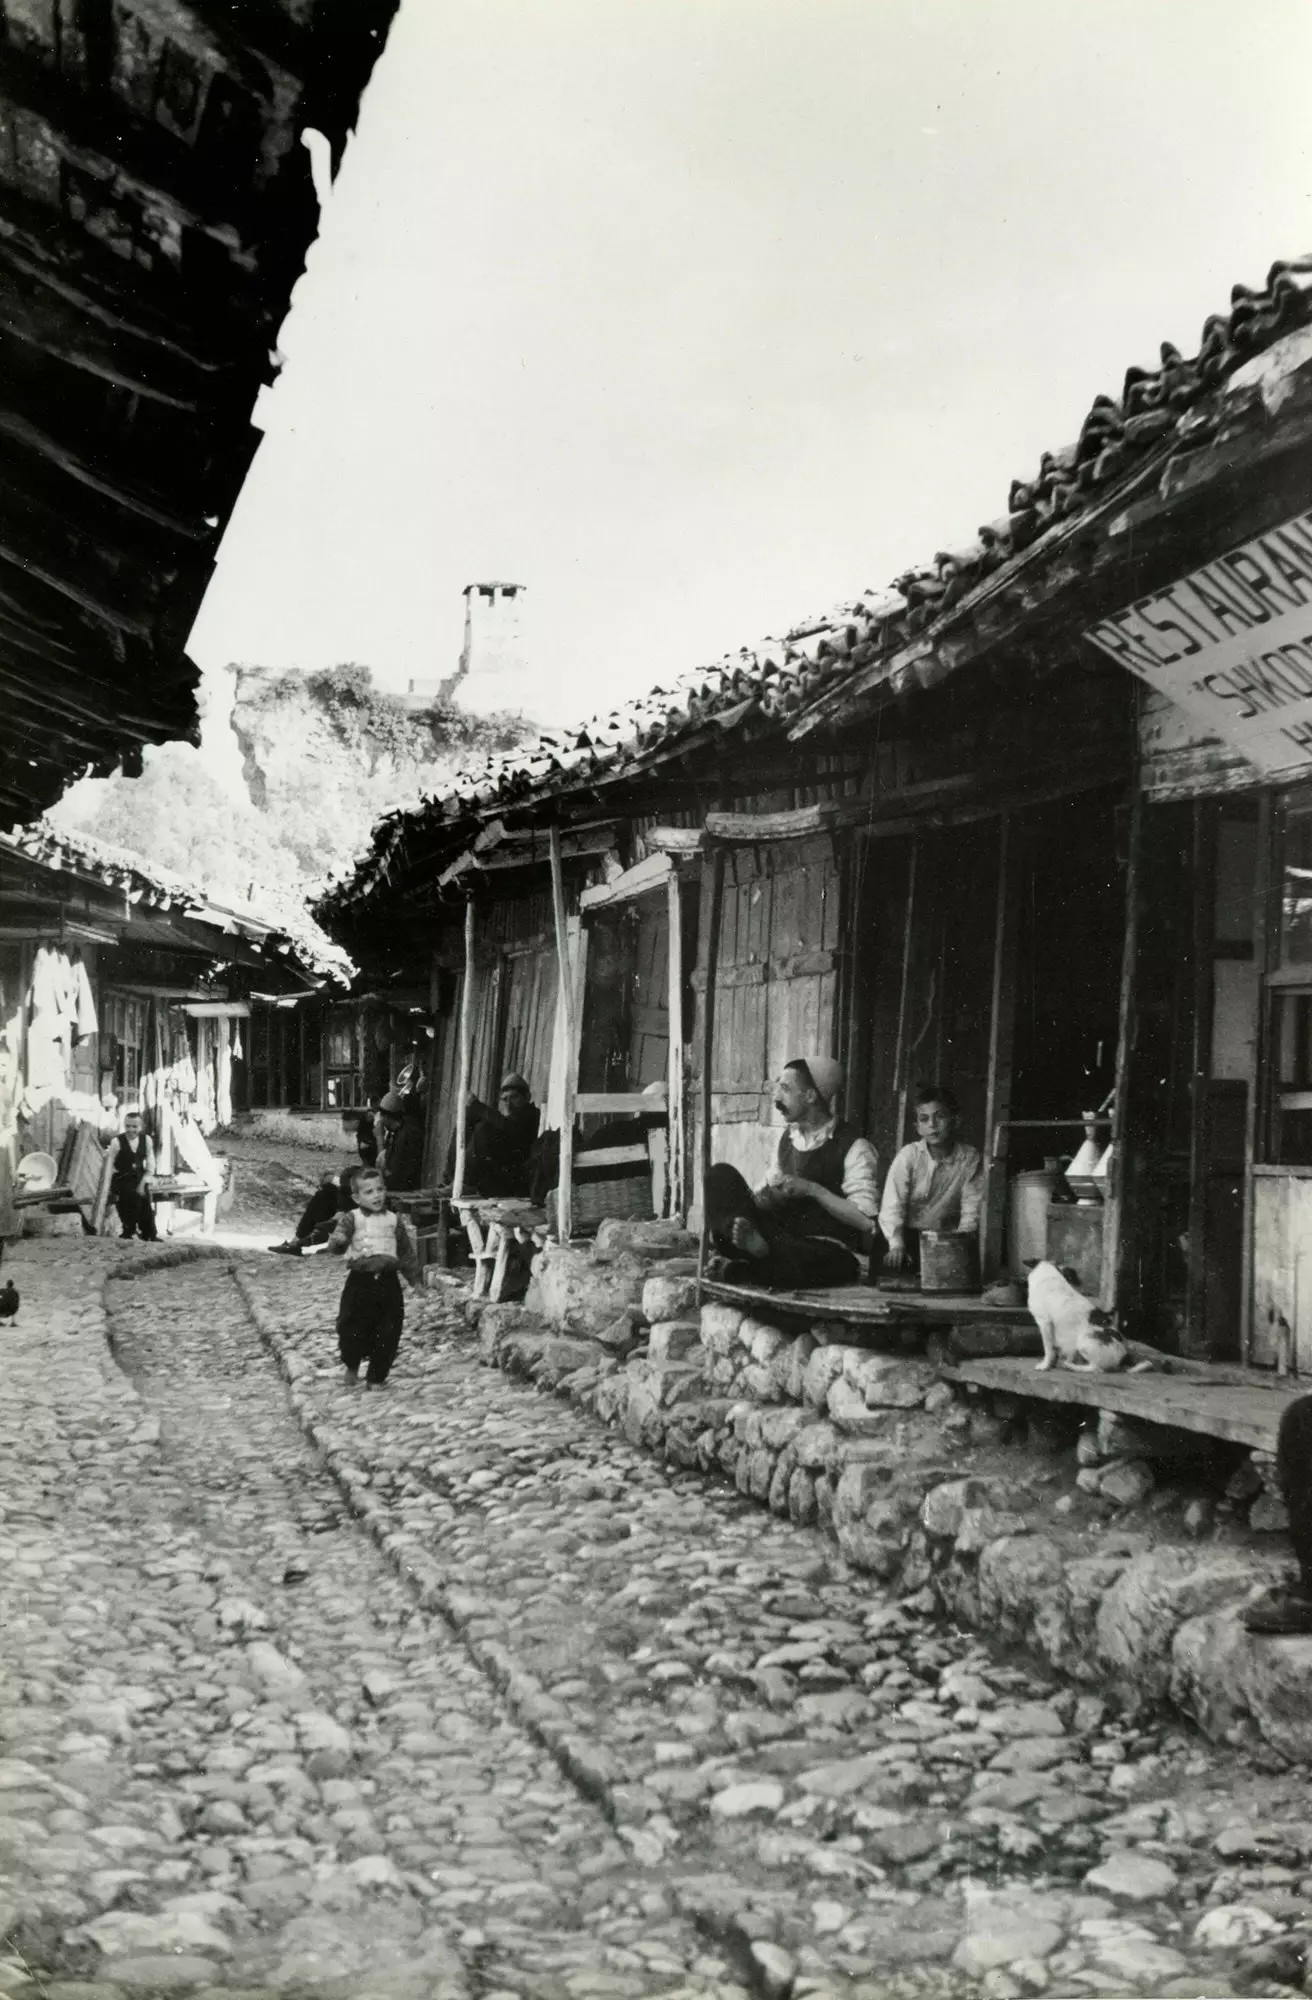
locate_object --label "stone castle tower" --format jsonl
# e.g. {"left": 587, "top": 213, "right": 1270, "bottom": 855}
{"left": 440, "top": 581, "right": 537, "bottom": 718}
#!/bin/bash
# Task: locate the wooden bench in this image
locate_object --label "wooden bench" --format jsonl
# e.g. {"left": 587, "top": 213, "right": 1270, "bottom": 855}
{"left": 452, "top": 1198, "right": 548, "bottom": 1300}
{"left": 148, "top": 1172, "right": 218, "bottom": 1235}
{"left": 939, "top": 1351, "right": 1308, "bottom": 1454}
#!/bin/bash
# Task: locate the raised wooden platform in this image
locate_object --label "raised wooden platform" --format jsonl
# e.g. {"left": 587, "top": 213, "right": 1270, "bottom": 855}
{"left": 941, "top": 1353, "right": 1309, "bottom": 1453}
{"left": 700, "top": 1279, "right": 1034, "bottom": 1327}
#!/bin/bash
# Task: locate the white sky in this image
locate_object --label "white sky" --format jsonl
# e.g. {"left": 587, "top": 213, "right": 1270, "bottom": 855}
{"left": 188, "top": 0, "right": 1312, "bottom": 726}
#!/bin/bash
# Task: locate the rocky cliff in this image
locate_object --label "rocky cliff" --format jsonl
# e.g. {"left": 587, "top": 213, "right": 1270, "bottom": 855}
{"left": 48, "top": 665, "right": 534, "bottom": 910}
{"left": 228, "top": 665, "right": 531, "bottom": 884}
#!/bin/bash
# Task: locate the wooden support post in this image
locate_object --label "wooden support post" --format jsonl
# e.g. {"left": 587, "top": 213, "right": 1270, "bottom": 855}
{"left": 697, "top": 844, "right": 727, "bottom": 1287}
{"left": 549, "top": 828, "right": 577, "bottom": 1242}
{"left": 667, "top": 868, "right": 685, "bottom": 1219}
{"left": 453, "top": 899, "right": 475, "bottom": 1202}
{"left": 1103, "top": 783, "right": 1143, "bottom": 1315}
{"left": 1240, "top": 791, "right": 1275, "bottom": 1363}
{"left": 892, "top": 837, "right": 920, "bottom": 1146}
{"left": 1184, "top": 802, "right": 1214, "bottom": 1356}
{"left": 982, "top": 814, "right": 1020, "bottom": 1280}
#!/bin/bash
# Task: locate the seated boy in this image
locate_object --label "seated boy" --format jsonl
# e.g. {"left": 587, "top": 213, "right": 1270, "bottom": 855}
{"left": 878, "top": 1084, "right": 983, "bottom": 1279}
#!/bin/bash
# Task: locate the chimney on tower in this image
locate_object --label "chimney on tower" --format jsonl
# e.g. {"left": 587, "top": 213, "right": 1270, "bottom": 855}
{"left": 443, "top": 582, "right": 536, "bottom": 718}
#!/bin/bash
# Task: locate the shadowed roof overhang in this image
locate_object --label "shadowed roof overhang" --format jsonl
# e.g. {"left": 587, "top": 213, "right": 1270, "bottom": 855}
{"left": 0, "top": 0, "right": 399, "bottom": 830}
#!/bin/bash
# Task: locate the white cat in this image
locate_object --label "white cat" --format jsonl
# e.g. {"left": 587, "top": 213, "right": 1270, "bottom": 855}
{"left": 1026, "top": 1260, "right": 1128, "bottom": 1373}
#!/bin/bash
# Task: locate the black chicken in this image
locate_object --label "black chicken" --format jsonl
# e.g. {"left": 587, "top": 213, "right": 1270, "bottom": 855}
{"left": 0, "top": 1279, "right": 17, "bottom": 1322}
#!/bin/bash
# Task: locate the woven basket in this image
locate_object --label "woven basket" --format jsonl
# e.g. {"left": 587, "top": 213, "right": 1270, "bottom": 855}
{"left": 571, "top": 1174, "right": 655, "bottom": 1234}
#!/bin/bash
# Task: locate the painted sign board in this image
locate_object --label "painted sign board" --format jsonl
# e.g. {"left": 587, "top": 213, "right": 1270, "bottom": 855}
{"left": 1085, "top": 508, "right": 1312, "bottom": 774}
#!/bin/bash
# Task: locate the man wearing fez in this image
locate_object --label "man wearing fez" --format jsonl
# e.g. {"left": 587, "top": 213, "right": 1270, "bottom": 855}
{"left": 455, "top": 1072, "right": 542, "bottom": 1198}
{"left": 704, "top": 1056, "right": 878, "bottom": 1288}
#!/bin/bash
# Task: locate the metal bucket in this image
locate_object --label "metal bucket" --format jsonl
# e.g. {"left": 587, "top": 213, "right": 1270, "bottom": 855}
{"left": 919, "top": 1229, "right": 980, "bottom": 1294}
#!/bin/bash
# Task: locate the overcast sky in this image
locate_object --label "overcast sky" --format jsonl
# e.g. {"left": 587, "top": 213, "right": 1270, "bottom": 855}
{"left": 188, "top": 0, "right": 1312, "bottom": 726}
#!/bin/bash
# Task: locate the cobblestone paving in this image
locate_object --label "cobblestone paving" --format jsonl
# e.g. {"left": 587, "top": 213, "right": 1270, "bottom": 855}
{"left": 7, "top": 1231, "right": 1312, "bottom": 2000}
{"left": 0, "top": 1244, "right": 745, "bottom": 2000}
{"left": 235, "top": 1254, "right": 1312, "bottom": 2000}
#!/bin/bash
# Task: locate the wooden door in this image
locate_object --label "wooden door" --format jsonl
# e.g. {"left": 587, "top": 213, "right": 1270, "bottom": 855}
{"left": 696, "top": 835, "right": 842, "bottom": 1189}
{"left": 1184, "top": 804, "right": 1259, "bottom": 1360}
{"left": 628, "top": 894, "right": 670, "bottom": 1090}
{"left": 500, "top": 944, "right": 558, "bottom": 1105}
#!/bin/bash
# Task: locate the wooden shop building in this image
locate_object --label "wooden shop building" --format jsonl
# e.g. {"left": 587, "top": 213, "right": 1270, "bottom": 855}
{"left": 320, "top": 254, "right": 1312, "bottom": 1441}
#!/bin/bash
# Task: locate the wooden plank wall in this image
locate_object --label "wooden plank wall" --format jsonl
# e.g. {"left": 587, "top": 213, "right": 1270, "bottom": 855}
{"left": 692, "top": 834, "right": 843, "bottom": 1197}
{"left": 629, "top": 896, "right": 671, "bottom": 1089}
{"left": 500, "top": 945, "right": 559, "bottom": 1104}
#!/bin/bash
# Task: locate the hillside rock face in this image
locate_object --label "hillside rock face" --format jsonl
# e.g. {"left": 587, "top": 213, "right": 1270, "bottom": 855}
{"left": 46, "top": 665, "right": 535, "bottom": 913}
{"left": 228, "top": 666, "right": 532, "bottom": 881}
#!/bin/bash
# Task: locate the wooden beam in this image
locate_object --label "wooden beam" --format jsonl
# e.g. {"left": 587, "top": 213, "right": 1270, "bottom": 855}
{"left": 549, "top": 828, "right": 577, "bottom": 1242}
{"left": 1183, "top": 802, "right": 1214, "bottom": 1355}
{"left": 579, "top": 851, "right": 673, "bottom": 911}
{"left": 647, "top": 825, "right": 705, "bottom": 854}
{"left": 704, "top": 799, "right": 867, "bottom": 842}
{"left": 1241, "top": 792, "right": 1276, "bottom": 1364}
{"left": 697, "top": 844, "right": 727, "bottom": 1287}
{"left": 892, "top": 838, "right": 920, "bottom": 1147}
{"left": 981, "top": 814, "right": 1020, "bottom": 1280}
{"left": 940, "top": 1353, "right": 1305, "bottom": 1454}
{"left": 452, "top": 900, "right": 475, "bottom": 1201}
{"left": 438, "top": 822, "right": 616, "bottom": 889}
{"left": 574, "top": 1089, "right": 667, "bottom": 1114}
{"left": 1104, "top": 783, "right": 1144, "bottom": 1314}
{"left": 667, "top": 868, "right": 686, "bottom": 1219}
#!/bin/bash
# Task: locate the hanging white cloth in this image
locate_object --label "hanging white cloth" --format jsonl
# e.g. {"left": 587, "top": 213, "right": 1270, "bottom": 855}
{"left": 72, "top": 956, "right": 98, "bottom": 1042}
{"left": 26, "top": 946, "right": 70, "bottom": 1095}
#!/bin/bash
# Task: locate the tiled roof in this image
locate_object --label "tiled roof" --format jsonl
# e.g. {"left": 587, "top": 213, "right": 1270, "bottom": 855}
{"left": 4, "top": 821, "right": 351, "bottom": 986}
{"left": 320, "top": 254, "right": 1312, "bottom": 918}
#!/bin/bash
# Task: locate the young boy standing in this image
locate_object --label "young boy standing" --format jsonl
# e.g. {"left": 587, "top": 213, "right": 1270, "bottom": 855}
{"left": 326, "top": 1167, "right": 418, "bottom": 1388}
{"left": 111, "top": 1110, "right": 158, "bottom": 1242}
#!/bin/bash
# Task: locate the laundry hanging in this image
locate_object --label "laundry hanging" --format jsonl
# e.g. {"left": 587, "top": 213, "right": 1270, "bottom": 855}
{"left": 71, "top": 953, "right": 97, "bottom": 1044}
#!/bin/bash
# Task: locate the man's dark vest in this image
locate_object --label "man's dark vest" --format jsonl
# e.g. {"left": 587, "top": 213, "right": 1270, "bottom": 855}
{"left": 778, "top": 1118, "right": 866, "bottom": 1251}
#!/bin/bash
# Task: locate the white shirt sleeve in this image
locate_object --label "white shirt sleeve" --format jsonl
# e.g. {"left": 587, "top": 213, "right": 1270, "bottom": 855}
{"left": 878, "top": 1145, "right": 915, "bottom": 1241}
{"left": 958, "top": 1150, "right": 986, "bottom": 1231}
{"left": 841, "top": 1137, "right": 880, "bottom": 1220}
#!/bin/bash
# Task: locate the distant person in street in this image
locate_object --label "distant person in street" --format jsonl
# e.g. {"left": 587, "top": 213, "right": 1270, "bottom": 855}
{"left": 326, "top": 1165, "right": 418, "bottom": 1389}
{"left": 269, "top": 1166, "right": 359, "bottom": 1257}
{"left": 452, "top": 1073, "right": 541, "bottom": 1198}
{"left": 111, "top": 1110, "right": 158, "bottom": 1243}
{"left": 378, "top": 1090, "right": 425, "bottom": 1193}
{"left": 354, "top": 1107, "right": 379, "bottom": 1169}
{"left": 704, "top": 1057, "right": 878, "bottom": 1289}
{"left": 878, "top": 1084, "right": 984, "bottom": 1280}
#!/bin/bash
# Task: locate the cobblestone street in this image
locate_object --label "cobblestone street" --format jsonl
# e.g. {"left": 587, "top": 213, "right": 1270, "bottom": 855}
{"left": 5, "top": 1224, "right": 1312, "bottom": 1999}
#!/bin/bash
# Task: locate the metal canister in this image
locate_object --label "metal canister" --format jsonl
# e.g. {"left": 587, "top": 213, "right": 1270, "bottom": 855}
{"left": 919, "top": 1229, "right": 980, "bottom": 1294}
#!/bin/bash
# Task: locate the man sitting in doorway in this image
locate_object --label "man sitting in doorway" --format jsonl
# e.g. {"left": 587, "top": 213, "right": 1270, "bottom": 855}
{"left": 878, "top": 1083, "right": 984, "bottom": 1280}
{"left": 704, "top": 1057, "right": 879, "bottom": 1289}
{"left": 269, "top": 1166, "right": 359, "bottom": 1257}
{"left": 452, "top": 1073, "right": 542, "bottom": 1199}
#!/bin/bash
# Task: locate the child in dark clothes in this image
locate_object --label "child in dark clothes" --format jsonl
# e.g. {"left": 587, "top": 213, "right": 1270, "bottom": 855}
{"left": 325, "top": 1167, "right": 418, "bottom": 1389}
{"left": 111, "top": 1110, "right": 158, "bottom": 1242}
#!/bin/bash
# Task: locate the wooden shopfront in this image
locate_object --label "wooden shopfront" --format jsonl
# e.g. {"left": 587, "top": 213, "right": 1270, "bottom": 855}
{"left": 1093, "top": 498, "right": 1312, "bottom": 1371}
